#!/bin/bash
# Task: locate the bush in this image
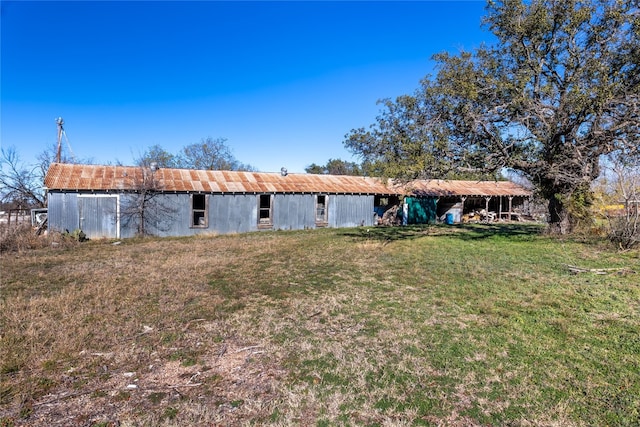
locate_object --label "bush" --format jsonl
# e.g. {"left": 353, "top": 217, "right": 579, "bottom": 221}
{"left": 0, "top": 224, "right": 79, "bottom": 253}
{"left": 607, "top": 214, "right": 640, "bottom": 250}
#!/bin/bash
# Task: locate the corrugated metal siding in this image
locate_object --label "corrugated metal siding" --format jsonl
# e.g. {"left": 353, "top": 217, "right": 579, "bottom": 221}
{"left": 273, "top": 194, "right": 316, "bottom": 230}
{"left": 78, "top": 196, "right": 118, "bottom": 239}
{"left": 119, "top": 193, "right": 211, "bottom": 238}
{"left": 48, "top": 192, "right": 119, "bottom": 238}
{"left": 330, "top": 195, "right": 375, "bottom": 228}
{"left": 211, "top": 194, "right": 256, "bottom": 235}
{"left": 114, "top": 193, "right": 376, "bottom": 237}
{"left": 48, "top": 192, "right": 79, "bottom": 233}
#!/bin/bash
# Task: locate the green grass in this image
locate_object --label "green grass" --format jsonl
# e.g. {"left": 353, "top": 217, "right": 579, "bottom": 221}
{"left": 1, "top": 224, "right": 639, "bottom": 425}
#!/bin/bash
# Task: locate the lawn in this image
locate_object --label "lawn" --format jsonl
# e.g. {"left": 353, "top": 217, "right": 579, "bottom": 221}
{"left": 1, "top": 224, "right": 639, "bottom": 426}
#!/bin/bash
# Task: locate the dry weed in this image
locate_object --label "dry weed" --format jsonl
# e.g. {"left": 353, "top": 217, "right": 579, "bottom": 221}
{"left": 1, "top": 227, "right": 638, "bottom": 425}
{"left": 0, "top": 224, "right": 78, "bottom": 253}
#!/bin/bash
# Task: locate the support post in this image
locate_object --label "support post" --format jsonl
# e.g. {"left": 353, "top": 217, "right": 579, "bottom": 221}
{"left": 461, "top": 196, "right": 467, "bottom": 222}
{"left": 508, "top": 196, "right": 513, "bottom": 221}
{"left": 484, "top": 196, "right": 491, "bottom": 222}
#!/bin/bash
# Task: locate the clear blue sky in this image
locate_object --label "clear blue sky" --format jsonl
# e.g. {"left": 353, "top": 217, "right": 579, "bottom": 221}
{"left": 2, "top": 1, "right": 492, "bottom": 173}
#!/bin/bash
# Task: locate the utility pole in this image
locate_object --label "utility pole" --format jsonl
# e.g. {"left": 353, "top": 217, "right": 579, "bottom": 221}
{"left": 55, "top": 117, "right": 64, "bottom": 163}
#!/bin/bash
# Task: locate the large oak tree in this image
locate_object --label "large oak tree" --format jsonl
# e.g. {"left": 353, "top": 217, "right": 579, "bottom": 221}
{"left": 345, "top": 0, "right": 639, "bottom": 233}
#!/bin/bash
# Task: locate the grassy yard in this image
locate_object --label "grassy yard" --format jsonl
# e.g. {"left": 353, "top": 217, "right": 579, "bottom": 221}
{"left": 1, "top": 224, "right": 639, "bottom": 426}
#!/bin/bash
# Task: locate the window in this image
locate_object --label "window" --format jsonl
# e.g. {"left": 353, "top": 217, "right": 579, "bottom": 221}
{"left": 316, "top": 195, "right": 328, "bottom": 225}
{"left": 191, "top": 194, "right": 208, "bottom": 228}
{"left": 375, "top": 196, "right": 390, "bottom": 207}
{"left": 258, "top": 194, "right": 272, "bottom": 228}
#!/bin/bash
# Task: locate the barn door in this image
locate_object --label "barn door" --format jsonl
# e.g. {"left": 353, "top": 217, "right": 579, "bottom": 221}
{"left": 78, "top": 195, "right": 119, "bottom": 239}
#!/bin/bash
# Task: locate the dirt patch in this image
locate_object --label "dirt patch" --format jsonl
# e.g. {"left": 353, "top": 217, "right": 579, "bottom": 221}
{"left": 2, "top": 338, "right": 286, "bottom": 426}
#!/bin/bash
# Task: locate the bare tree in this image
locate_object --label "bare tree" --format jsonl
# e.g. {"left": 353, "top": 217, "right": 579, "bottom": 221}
{"left": 178, "top": 137, "right": 255, "bottom": 171}
{"left": 137, "top": 144, "right": 180, "bottom": 169}
{"left": 119, "top": 165, "right": 176, "bottom": 236}
{"left": 0, "top": 147, "right": 46, "bottom": 208}
{"left": 603, "top": 154, "right": 640, "bottom": 249}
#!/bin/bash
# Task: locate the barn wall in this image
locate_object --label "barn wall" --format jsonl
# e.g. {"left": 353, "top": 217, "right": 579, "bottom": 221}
{"left": 210, "top": 194, "right": 258, "bottom": 234}
{"left": 118, "top": 193, "right": 326, "bottom": 237}
{"left": 149, "top": 193, "right": 376, "bottom": 235}
{"left": 48, "top": 192, "right": 79, "bottom": 233}
{"left": 77, "top": 195, "right": 119, "bottom": 239}
{"left": 330, "top": 194, "right": 376, "bottom": 227}
{"left": 49, "top": 191, "right": 378, "bottom": 239}
{"left": 48, "top": 192, "right": 119, "bottom": 238}
{"left": 118, "top": 193, "right": 256, "bottom": 238}
{"left": 117, "top": 193, "right": 181, "bottom": 238}
{"left": 272, "top": 194, "right": 315, "bottom": 230}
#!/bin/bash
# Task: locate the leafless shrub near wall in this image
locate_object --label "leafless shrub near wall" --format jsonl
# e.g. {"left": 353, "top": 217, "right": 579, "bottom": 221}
{"left": 119, "top": 166, "right": 177, "bottom": 237}
{"left": 601, "top": 154, "right": 640, "bottom": 250}
{"left": 608, "top": 211, "right": 640, "bottom": 250}
{"left": 0, "top": 224, "right": 79, "bottom": 253}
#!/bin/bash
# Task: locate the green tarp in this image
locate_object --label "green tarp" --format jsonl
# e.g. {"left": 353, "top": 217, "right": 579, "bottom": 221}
{"left": 405, "top": 197, "right": 437, "bottom": 224}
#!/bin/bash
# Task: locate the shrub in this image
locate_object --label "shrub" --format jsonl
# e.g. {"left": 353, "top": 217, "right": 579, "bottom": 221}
{"left": 607, "top": 213, "right": 640, "bottom": 250}
{"left": 0, "top": 223, "right": 79, "bottom": 253}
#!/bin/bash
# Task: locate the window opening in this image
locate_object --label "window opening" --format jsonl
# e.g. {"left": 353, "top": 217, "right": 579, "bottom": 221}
{"left": 316, "top": 195, "right": 328, "bottom": 225}
{"left": 258, "top": 194, "right": 272, "bottom": 227}
{"left": 191, "top": 194, "right": 208, "bottom": 227}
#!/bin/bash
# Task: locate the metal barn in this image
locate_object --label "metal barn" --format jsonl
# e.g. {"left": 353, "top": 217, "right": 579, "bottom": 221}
{"left": 44, "top": 163, "right": 395, "bottom": 239}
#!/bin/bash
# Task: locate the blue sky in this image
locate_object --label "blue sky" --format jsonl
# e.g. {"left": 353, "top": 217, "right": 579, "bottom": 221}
{"left": 2, "top": 1, "right": 492, "bottom": 173}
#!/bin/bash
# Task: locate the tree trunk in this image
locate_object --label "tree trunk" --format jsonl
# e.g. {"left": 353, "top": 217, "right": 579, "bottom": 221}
{"left": 138, "top": 196, "right": 146, "bottom": 236}
{"left": 547, "top": 194, "right": 571, "bottom": 235}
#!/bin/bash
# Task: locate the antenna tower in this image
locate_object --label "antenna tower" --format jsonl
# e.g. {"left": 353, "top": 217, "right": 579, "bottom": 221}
{"left": 55, "top": 117, "right": 75, "bottom": 163}
{"left": 56, "top": 117, "right": 64, "bottom": 163}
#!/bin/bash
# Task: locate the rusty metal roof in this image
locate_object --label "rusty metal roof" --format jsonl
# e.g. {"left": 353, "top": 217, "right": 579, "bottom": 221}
{"left": 397, "top": 179, "right": 532, "bottom": 197}
{"left": 44, "top": 163, "right": 394, "bottom": 194}
{"left": 45, "top": 164, "right": 531, "bottom": 197}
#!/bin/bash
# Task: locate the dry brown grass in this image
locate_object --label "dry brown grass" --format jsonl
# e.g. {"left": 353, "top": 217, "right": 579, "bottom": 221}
{"left": 2, "top": 235, "right": 260, "bottom": 424}
{"left": 0, "top": 224, "right": 79, "bottom": 254}
{"left": 1, "top": 226, "right": 639, "bottom": 426}
{"left": 1, "top": 231, "right": 380, "bottom": 425}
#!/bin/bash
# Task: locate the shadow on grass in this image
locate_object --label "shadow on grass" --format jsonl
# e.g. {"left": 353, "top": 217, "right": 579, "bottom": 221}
{"left": 455, "top": 223, "right": 545, "bottom": 240}
{"left": 339, "top": 223, "right": 544, "bottom": 243}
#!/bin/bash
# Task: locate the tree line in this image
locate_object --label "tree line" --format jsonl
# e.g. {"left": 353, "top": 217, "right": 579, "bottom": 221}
{"left": 137, "top": 137, "right": 255, "bottom": 172}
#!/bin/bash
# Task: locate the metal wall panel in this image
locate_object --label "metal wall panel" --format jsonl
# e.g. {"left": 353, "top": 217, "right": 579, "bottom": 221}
{"left": 330, "top": 194, "right": 375, "bottom": 227}
{"left": 210, "top": 194, "right": 256, "bottom": 234}
{"left": 51, "top": 191, "right": 378, "bottom": 239}
{"left": 78, "top": 195, "right": 118, "bottom": 239}
{"left": 47, "top": 192, "right": 79, "bottom": 233}
{"left": 273, "top": 194, "right": 315, "bottom": 230}
{"left": 118, "top": 193, "right": 260, "bottom": 237}
{"left": 119, "top": 193, "right": 192, "bottom": 238}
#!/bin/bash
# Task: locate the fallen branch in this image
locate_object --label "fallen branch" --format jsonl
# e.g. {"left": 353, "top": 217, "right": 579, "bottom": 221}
{"left": 566, "top": 265, "right": 636, "bottom": 275}
{"left": 33, "top": 388, "right": 99, "bottom": 407}
{"left": 234, "top": 345, "right": 263, "bottom": 353}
